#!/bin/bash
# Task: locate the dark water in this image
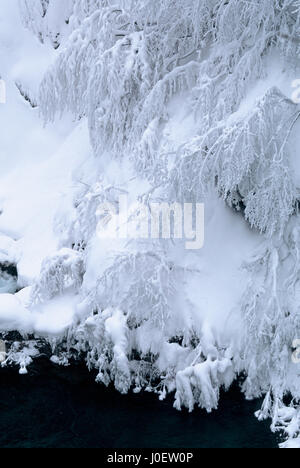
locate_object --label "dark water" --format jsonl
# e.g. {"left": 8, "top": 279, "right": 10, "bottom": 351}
{"left": 0, "top": 360, "right": 279, "bottom": 448}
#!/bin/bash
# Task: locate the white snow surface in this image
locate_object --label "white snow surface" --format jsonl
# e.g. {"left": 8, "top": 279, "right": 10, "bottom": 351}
{"left": 0, "top": 0, "right": 92, "bottom": 334}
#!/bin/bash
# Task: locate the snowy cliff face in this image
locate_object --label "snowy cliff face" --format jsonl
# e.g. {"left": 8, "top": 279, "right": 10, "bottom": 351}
{"left": 0, "top": 0, "right": 300, "bottom": 445}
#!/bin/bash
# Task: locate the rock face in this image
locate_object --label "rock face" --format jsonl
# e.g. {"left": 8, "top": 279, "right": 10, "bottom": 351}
{"left": 0, "top": 235, "right": 19, "bottom": 294}
{"left": 0, "top": 263, "right": 18, "bottom": 294}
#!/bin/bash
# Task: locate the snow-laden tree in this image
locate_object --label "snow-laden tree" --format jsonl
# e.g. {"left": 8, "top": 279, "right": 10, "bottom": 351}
{"left": 171, "top": 87, "right": 298, "bottom": 235}
{"left": 238, "top": 216, "right": 300, "bottom": 433}
{"left": 14, "top": 0, "right": 300, "bottom": 444}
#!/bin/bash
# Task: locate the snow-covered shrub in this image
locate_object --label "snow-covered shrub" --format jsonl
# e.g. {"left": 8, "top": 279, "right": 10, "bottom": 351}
{"left": 68, "top": 308, "right": 131, "bottom": 394}
{"left": 31, "top": 248, "right": 84, "bottom": 302}
{"left": 92, "top": 250, "right": 174, "bottom": 329}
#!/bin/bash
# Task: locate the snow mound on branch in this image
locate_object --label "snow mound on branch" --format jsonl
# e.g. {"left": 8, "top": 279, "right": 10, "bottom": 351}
{"left": 0, "top": 290, "right": 79, "bottom": 338}
{"left": 174, "top": 357, "right": 233, "bottom": 413}
{"left": 104, "top": 309, "right": 130, "bottom": 394}
{"left": 0, "top": 294, "right": 33, "bottom": 333}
